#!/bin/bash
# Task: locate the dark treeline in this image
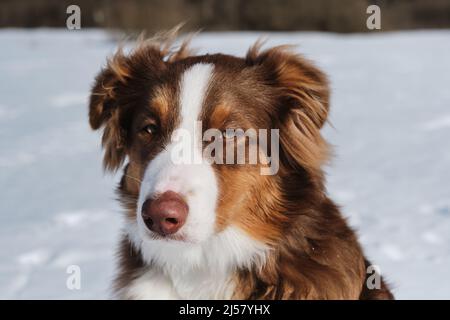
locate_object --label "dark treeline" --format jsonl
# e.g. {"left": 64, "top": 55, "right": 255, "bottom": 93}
{"left": 1, "top": 0, "right": 450, "bottom": 32}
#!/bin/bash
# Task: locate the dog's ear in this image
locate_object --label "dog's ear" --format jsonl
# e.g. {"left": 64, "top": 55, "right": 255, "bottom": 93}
{"left": 89, "top": 49, "right": 133, "bottom": 172}
{"left": 89, "top": 30, "right": 194, "bottom": 172}
{"left": 88, "top": 45, "right": 167, "bottom": 171}
{"left": 246, "top": 43, "right": 330, "bottom": 173}
{"left": 89, "top": 51, "right": 127, "bottom": 131}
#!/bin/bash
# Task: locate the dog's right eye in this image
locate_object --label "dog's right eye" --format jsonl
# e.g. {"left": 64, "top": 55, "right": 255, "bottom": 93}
{"left": 142, "top": 123, "right": 158, "bottom": 135}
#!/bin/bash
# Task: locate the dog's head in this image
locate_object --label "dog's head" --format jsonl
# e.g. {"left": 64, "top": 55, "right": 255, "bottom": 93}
{"left": 89, "top": 36, "right": 329, "bottom": 270}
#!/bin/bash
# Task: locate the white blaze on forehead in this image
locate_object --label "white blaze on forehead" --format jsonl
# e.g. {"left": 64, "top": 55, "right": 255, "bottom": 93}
{"left": 178, "top": 63, "right": 214, "bottom": 133}
{"left": 136, "top": 62, "right": 218, "bottom": 244}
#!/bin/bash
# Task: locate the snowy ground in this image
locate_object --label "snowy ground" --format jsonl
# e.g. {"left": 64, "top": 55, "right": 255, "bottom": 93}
{"left": 0, "top": 29, "right": 449, "bottom": 299}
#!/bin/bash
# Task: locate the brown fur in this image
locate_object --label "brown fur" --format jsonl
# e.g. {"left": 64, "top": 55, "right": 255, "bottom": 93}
{"left": 88, "top": 33, "right": 394, "bottom": 300}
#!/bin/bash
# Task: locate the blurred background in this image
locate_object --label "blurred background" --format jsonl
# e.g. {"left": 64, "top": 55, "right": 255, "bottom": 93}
{"left": 0, "top": 0, "right": 449, "bottom": 300}
{"left": 1, "top": 0, "right": 450, "bottom": 32}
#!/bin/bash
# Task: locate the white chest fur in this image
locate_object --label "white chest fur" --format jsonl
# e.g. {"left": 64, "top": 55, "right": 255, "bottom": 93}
{"left": 120, "top": 267, "right": 234, "bottom": 300}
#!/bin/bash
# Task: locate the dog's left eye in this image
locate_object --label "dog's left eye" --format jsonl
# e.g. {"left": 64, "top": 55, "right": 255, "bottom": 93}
{"left": 142, "top": 123, "right": 158, "bottom": 135}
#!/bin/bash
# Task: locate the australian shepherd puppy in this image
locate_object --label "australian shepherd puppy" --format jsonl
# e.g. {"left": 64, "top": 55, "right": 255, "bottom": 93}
{"left": 88, "top": 33, "right": 394, "bottom": 300}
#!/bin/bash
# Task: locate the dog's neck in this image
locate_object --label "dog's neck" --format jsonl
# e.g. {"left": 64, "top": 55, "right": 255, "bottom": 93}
{"left": 114, "top": 226, "right": 268, "bottom": 299}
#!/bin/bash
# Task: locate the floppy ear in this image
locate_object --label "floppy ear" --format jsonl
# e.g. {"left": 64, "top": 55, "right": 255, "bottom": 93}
{"left": 89, "top": 33, "right": 193, "bottom": 171}
{"left": 246, "top": 43, "right": 330, "bottom": 173}
{"left": 88, "top": 49, "right": 133, "bottom": 172}
{"left": 89, "top": 43, "right": 169, "bottom": 171}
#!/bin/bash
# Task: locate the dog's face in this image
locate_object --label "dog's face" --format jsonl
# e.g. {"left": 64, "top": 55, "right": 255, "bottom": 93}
{"left": 89, "top": 39, "right": 329, "bottom": 267}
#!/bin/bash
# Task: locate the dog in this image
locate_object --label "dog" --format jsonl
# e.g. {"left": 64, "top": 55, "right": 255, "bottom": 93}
{"left": 88, "top": 33, "right": 394, "bottom": 300}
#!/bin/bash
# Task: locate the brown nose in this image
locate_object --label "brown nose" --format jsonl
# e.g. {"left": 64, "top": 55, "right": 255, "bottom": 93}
{"left": 141, "top": 191, "right": 188, "bottom": 236}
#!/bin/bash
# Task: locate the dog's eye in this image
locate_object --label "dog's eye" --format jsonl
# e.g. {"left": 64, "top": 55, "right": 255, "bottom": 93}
{"left": 143, "top": 123, "right": 158, "bottom": 135}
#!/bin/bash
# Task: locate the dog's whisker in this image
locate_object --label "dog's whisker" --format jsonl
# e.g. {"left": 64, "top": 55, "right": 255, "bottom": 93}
{"left": 125, "top": 174, "right": 142, "bottom": 184}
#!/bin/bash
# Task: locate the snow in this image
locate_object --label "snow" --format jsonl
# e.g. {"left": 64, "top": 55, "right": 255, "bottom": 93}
{"left": 0, "top": 29, "right": 449, "bottom": 299}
